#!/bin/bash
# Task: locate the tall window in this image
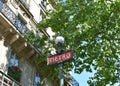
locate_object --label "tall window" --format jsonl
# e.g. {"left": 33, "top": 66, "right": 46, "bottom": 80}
{"left": 41, "top": 0, "right": 47, "bottom": 9}
{"left": 8, "top": 52, "right": 21, "bottom": 82}
{"left": 35, "top": 74, "right": 40, "bottom": 86}
{"left": 9, "top": 53, "right": 19, "bottom": 67}
{"left": 20, "top": 0, "right": 30, "bottom": 9}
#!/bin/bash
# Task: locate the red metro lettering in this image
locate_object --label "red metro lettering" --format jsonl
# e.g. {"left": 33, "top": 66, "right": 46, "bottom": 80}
{"left": 47, "top": 51, "right": 72, "bottom": 65}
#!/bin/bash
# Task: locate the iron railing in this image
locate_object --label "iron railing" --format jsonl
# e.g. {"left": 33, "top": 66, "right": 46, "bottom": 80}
{"left": 0, "top": 71, "right": 21, "bottom": 86}
{"left": 0, "top": 0, "right": 42, "bottom": 54}
{"left": 0, "top": 0, "right": 29, "bottom": 35}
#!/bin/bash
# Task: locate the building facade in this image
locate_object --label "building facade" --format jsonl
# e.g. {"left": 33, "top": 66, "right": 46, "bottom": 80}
{"left": 0, "top": 0, "right": 79, "bottom": 86}
{"left": 0, "top": 0, "right": 53, "bottom": 85}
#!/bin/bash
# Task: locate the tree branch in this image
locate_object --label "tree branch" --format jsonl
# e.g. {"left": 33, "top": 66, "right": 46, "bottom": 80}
{"left": 113, "top": 38, "right": 120, "bottom": 40}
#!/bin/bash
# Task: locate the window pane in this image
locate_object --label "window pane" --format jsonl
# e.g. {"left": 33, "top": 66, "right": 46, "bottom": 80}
{"left": 9, "top": 53, "right": 19, "bottom": 67}
{"left": 35, "top": 75, "right": 40, "bottom": 86}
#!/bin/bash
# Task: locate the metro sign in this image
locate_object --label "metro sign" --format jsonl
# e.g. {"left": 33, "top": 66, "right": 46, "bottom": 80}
{"left": 47, "top": 51, "right": 73, "bottom": 65}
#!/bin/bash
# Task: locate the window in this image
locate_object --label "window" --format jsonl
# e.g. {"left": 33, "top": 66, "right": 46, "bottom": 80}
{"left": 41, "top": 0, "right": 47, "bottom": 9}
{"left": 9, "top": 53, "right": 19, "bottom": 67}
{"left": 35, "top": 74, "right": 40, "bottom": 86}
{"left": 8, "top": 52, "right": 21, "bottom": 82}
{"left": 20, "top": 0, "right": 30, "bottom": 9}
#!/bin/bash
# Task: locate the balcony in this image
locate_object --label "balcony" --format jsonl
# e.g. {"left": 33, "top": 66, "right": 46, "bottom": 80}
{"left": 0, "top": 71, "right": 21, "bottom": 86}
{"left": 0, "top": 0, "right": 29, "bottom": 35}
{"left": 0, "top": 0, "right": 42, "bottom": 63}
{"left": 0, "top": 0, "right": 49, "bottom": 82}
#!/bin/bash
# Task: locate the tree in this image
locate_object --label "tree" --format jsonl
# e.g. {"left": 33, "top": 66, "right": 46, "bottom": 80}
{"left": 37, "top": 0, "right": 120, "bottom": 85}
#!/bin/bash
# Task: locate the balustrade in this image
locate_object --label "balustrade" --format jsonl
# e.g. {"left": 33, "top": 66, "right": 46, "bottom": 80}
{"left": 0, "top": 0, "right": 41, "bottom": 54}
{"left": 0, "top": 71, "right": 21, "bottom": 86}
{"left": 0, "top": 0, "right": 29, "bottom": 35}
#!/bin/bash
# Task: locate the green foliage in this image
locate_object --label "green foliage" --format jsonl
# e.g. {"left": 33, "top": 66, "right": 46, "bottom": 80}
{"left": 25, "top": 31, "right": 46, "bottom": 47}
{"left": 37, "top": 0, "right": 120, "bottom": 85}
{"left": 25, "top": 31, "right": 50, "bottom": 56}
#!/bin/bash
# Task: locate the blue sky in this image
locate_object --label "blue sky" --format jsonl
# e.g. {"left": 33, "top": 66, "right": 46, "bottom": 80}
{"left": 72, "top": 71, "right": 120, "bottom": 86}
{"left": 72, "top": 71, "right": 94, "bottom": 86}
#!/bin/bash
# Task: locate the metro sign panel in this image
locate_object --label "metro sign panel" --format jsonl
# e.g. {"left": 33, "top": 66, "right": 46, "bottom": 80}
{"left": 47, "top": 51, "right": 73, "bottom": 65}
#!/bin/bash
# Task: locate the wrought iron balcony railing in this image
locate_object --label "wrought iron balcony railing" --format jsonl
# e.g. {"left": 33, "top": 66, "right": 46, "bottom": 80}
{"left": 0, "top": 0, "right": 42, "bottom": 54}
{"left": 0, "top": 71, "right": 21, "bottom": 86}
{"left": 0, "top": 0, "right": 29, "bottom": 35}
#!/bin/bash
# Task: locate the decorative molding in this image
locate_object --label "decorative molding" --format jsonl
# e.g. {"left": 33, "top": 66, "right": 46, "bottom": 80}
{"left": 9, "top": 34, "right": 20, "bottom": 45}
{"left": 0, "top": 36, "right": 3, "bottom": 40}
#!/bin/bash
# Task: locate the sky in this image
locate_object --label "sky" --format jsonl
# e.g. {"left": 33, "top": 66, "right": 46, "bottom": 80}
{"left": 71, "top": 71, "right": 94, "bottom": 86}
{"left": 72, "top": 71, "right": 120, "bottom": 86}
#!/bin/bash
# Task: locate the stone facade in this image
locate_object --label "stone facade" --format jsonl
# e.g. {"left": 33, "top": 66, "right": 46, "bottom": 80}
{"left": 20, "top": 58, "right": 36, "bottom": 86}
{"left": 0, "top": 36, "right": 37, "bottom": 86}
{"left": 0, "top": 0, "right": 56, "bottom": 85}
{"left": 0, "top": 0, "right": 75, "bottom": 86}
{"left": 0, "top": 38, "right": 10, "bottom": 74}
